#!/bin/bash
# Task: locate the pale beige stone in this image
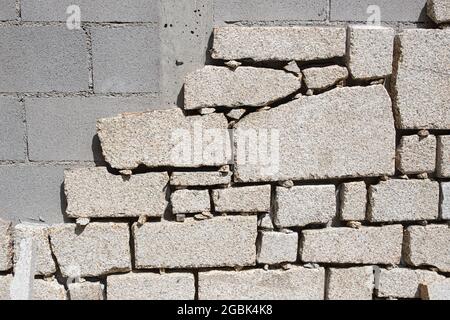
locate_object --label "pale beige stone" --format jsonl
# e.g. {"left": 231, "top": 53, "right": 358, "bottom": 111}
{"left": 69, "top": 282, "right": 104, "bottom": 300}
{"left": 65, "top": 167, "right": 168, "bottom": 218}
{"left": 184, "top": 66, "right": 301, "bottom": 110}
{"left": 0, "top": 275, "right": 12, "bottom": 300}
{"left": 303, "top": 65, "right": 348, "bottom": 90}
{"left": 212, "top": 185, "right": 271, "bottom": 213}
{"left": 33, "top": 279, "right": 67, "bottom": 300}
{"left": 274, "top": 185, "right": 336, "bottom": 227}
{"left": 421, "top": 278, "right": 450, "bottom": 300}
{"left": 427, "top": 0, "right": 450, "bottom": 24}
{"left": 301, "top": 225, "right": 403, "bottom": 265}
{"left": 170, "top": 171, "right": 231, "bottom": 187}
{"left": 198, "top": 267, "right": 325, "bottom": 300}
{"left": 257, "top": 231, "right": 298, "bottom": 265}
{"left": 327, "top": 267, "right": 374, "bottom": 300}
{"left": 133, "top": 216, "right": 257, "bottom": 269}
{"left": 0, "top": 219, "right": 12, "bottom": 271}
{"left": 50, "top": 223, "right": 131, "bottom": 277}
{"left": 404, "top": 225, "right": 450, "bottom": 272}
{"left": 98, "top": 108, "right": 231, "bottom": 170}
{"left": 393, "top": 29, "right": 450, "bottom": 129}
{"left": 14, "top": 223, "right": 56, "bottom": 276}
{"left": 368, "top": 180, "right": 440, "bottom": 222}
{"left": 339, "top": 182, "right": 367, "bottom": 221}
{"left": 212, "top": 26, "right": 346, "bottom": 62}
{"left": 437, "top": 136, "right": 450, "bottom": 177}
{"left": 171, "top": 189, "right": 211, "bottom": 214}
{"left": 442, "top": 182, "right": 450, "bottom": 220}
{"left": 376, "top": 268, "right": 445, "bottom": 298}
{"left": 397, "top": 135, "right": 436, "bottom": 174}
{"left": 107, "top": 272, "right": 195, "bottom": 300}
{"left": 234, "top": 85, "right": 395, "bottom": 182}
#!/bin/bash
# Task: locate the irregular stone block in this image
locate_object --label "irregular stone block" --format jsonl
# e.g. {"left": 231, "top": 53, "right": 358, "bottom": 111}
{"left": 170, "top": 171, "right": 231, "bottom": 187}
{"left": 393, "top": 29, "right": 450, "bottom": 129}
{"left": 33, "top": 279, "right": 67, "bottom": 301}
{"left": 50, "top": 223, "right": 131, "bottom": 277}
{"left": 0, "top": 219, "right": 13, "bottom": 271}
{"left": 301, "top": 225, "right": 403, "bottom": 265}
{"left": 65, "top": 167, "right": 168, "bottom": 218}
{"left": 347, "top": 25, "right": 395, "bottom": 79}
{"left": 368, "top": 180, "right": 440, "bottom": 222}
{"left": 442, "top": 183, "right": 450, "bottom": 220}
{"left": 107, "top": 272, "right": 195, "bottom": 300}
{"left": 184, "top": 66, "right": 301, "bottom": 110}
{"left": 427, "top": 0, "right": 450, "bottom": 23}
{"left": 234, "top": 85, "right": 395, "bottom": 182}
{"left": 404, "top": 225, "right": 450, "bottom": 272}
{"left": 198, "top": 267, "right": 325, "bottom": 300}
{"left": 133, "top": 216, "right": 257, "bottom": 269}
{"left": 274, "top": 185, "right": 336, "bottom": 227}
{"left": 257, "top": 231, "right": 298, "bottom": 265}
{"left": 97, "top": 108, "right": 231, "bottom": 170}
{"left": 14, "top": 223, "right": 56, "bottom": 276}
{"left": 0, "top": 96, "right": 26, "bottom": 161}
{"left": 211, "top": 27, "right": 346, "bottom": 62}
{"left": 68, "top": 282, "right": 104, "bottom": 300}
{"left": 302, "top": 65, "right": 348, "bottom": 91}
{"left": 339, "top": 182, "right": 367, "bottom": 221}
{"left": 212, "top": 185, "right": 271, "bottom": 213}
{"left": 421, "top": 278, "right": 450, "bottom": 300}
{"left": 376, "top": 268, "right": 445, "bottom": 298}
{"left": 327, "top": 267, "right": 374, "bottom": 300}
{"left": 437, "top": 136, "right": 450, "bottom": 177}
{"left": 171, "top": 189, "right": 211, "bottom": 214}
{"left": 397, "top": 135, "right": 436, "bottom": 174}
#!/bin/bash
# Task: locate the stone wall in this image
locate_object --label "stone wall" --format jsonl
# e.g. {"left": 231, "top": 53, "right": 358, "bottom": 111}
{"left": 0, "top": 0, "right": 449, "bottom": 300}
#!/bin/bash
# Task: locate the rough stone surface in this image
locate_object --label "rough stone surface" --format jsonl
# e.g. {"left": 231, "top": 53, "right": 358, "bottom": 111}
{"left": 347, "top": 25, "right": 395, "bottom": 80}
{"left": 65, "top": 167, "right": 168, "bottom": 218}
{"left": 211, "top": 27, "right": 346, "bottom": 62}
{"left": 25, "top": 96, "right": 162, "bottom": 162}
{"left": 442, "top": 183, "right": 450, "bottom": 220}
{"left": 257, "top": 231, "right": 298, "bottom": 265}
{"left": 199, "top": 267, "right": 325, "bottom": 300}
{"left": 170, "top": 171, "right": 231, "bottom": 187}
{"left": 258, "top": 213, "right": 274, "bottom": 230}
{"left": 0, "top": 97, "right": 26, "bottom": 161}
{"left": 427, "top": 0, "right": 450, "bottom": 23}
{"left": 14, "top": 223, "right": 56, "bottom": 276}
{"left": 97, "top": 108, "right": 230, "bottom": 170}
{"left": 21, "top": 0, "right": 159, "bottom": 22}
{"left": 393, "top": 29, "right": 450, "bottom": 129}
{"left": 397, "top": 135, "right": 437, "bottom": 174}
{"left": 274, "top": 185, "right": 336, "bottom": 227}
{"left": 0, "top": 0, "right": 16, "bottom": 20}
{"left": 212, "top": 185, "right": 271, "bottom": 213}
{"left": 0, "top": 275, "right": 12, "bottom": 300}
{"left": 302, "top": 65, "right": 348, "bottom": 90}
{"left": 171, "top": 189, "right": 211, "bottom": 214}
{"left": 0, "top": 219, "right": 13, "bottom": 271}
{"left": 184, "top": 66, "right": 301, "bottom": 110}
{"left": 133, "top": 216, "right": 257, "bottom": 269}
{"left": 91, "top": 26, "right": 159, "bottom": 93}
{"left": 33, "top": 279, "right": 67, "bottom": 300}
{"left": 213, "top": 0, "right": 328, "bottom": 23}
{"left": 376, "top": 268, "right": 445, "bottom": 298}
{"left": 404, "top": 225, "right": 450, "bottom": 272}
{"left": 235, "top": 85, "right": 395, "bottom": 182}
{"left": 327, "top": 267, "right": 374, "bottom": 300}
{"left": 301, "top": 225, "right": 403, "bottom": 265}
{"left": 0, "top": 26, "right": 88, "bottom": 92}
{"left": 107, "top": 272, "right": 195, "bottom": 300}
{"left": 368, "top": 180, "right": 440, "bottom": 222}
{"left": 339, "top": 182, "right": 367, "bottom": 221}
{"left": 68, "top": 282, "right": 104, "bottom": 300}
{"left": 437, "top": 136, "right": 450, "bottom": 177}
{"left": 50, "top": 223, "right": 131, "bottom": 277}
{"left": 421, "top": 278, "right": 450, "bottom": 300}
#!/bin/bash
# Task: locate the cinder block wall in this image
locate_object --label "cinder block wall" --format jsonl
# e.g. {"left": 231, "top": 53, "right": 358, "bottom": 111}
{"left": 0, "top": 0, "right": 429, "bottom": 224}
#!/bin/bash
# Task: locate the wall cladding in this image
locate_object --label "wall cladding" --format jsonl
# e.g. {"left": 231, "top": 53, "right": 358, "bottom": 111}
{"left": 0, "top": 0, "right": 449, "bottom": 300}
